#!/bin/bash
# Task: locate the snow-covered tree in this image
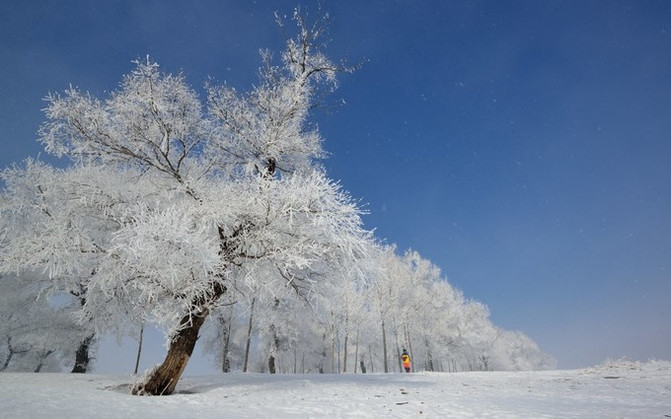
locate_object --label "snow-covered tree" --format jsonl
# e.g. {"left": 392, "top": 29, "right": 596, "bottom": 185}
{"left": 364, "top": 245, "right": 411, "bottom": 373}
{"left": 349, "top": 246, "right": 555, "bottom": 374}
{"left": 0, "top": 274, "right": 82, "bottom": 372}
{"left": 489, "top": 329, "right": 557, "bottom": 371}
{"left": 0, "top": 161, "right": 149, "bottom": 372}
{"left": 0, "top": 10, "right": 370, "bottom": 395}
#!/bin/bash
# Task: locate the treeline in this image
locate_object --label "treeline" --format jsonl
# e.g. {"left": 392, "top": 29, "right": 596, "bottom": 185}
{"left": 200, "top": 245, "right": 556, "bottom": 375}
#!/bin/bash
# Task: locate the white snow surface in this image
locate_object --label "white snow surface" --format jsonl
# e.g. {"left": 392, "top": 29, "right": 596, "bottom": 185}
{"left": 2, "top": 360, "right": 670, "bottom": 418}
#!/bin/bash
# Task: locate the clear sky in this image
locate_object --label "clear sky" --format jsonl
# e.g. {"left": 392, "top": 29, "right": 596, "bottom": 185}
{"left": 1, "top": 0, "right": 670, "bottom": 371}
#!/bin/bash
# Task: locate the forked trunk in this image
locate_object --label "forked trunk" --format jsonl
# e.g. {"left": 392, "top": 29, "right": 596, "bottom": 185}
{"left": 132, "top": 310, "right": 209, "bottom": 395}
{"left": 2, "top": 337, "right": 17, "bottom": 371}
{"left": 34, "top": 350, "right": 54, "bottom": 373}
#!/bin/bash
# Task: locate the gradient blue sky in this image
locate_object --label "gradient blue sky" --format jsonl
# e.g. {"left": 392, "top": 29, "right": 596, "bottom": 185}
{"left": 1, "top": 0, "right": 670, "bottom": 372}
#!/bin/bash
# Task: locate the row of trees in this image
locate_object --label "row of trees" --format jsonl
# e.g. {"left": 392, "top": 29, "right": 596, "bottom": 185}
{"left": 0, "top": 10, "right": 554, "bottom": 394}
{"left": 199, "top": 245, "right": 555, "bottom": 375}
{"left": 0, "top": 274, "right": 85, "bottom": 373}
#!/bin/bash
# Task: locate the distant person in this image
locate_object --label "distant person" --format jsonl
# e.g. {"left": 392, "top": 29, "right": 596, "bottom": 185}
{"left": 401, "top": 349, "right": 411, "bottom": 373}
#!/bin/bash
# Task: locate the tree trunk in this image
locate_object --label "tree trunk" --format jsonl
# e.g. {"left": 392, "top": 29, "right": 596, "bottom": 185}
{"left": 342, "top": 332, "right": 348, "bottom": 373}
{"left": 342, "top": 314, "right": 349, "bottom": 373}
{"left": 368, "top": 344, "right": 375, "bottom": 373}
{"left": 426, "top": 346, "right": 434, "bottom": 372}
{"left": 330, "top": 316, "right": 336, "bottom": 373}
{"left": 268, "top": 323, "right": 279, "bottom": 374}
{"left": 423, "top": 334, "right": 434, "bottom": 372}
{"left": 71, "top": 333, "right": 94, "bottom": 373}
{"left": 293, "top": 346, "right": 297, "bottom": 374}
{"left": 394, "top": 327, "right": 403, "bottom": 373}
{"left": 132, "top": 310, "right": 209, "bottom": 395}
{"left": 243, "top": 297, "right": 255, "bottom": 373}
{"left": 353, "top": 325, "right": 359, "bottom": 374}
{"left": 381, "top": 319, "right": 388, "bottom": 373}
{"left": 319, "top": 334, "right": 326, "bottom": 374}
{"left": 396, "top": 344, "right": 402, "bottom": 373}
{"left": 134, "top": 324, "right": 144, "bottom": 374}
{"left": 221, "top": 314, "right": 232, "bottom": 373}
{"left": 267, "top": 299, "right": 280, "bottom": 374}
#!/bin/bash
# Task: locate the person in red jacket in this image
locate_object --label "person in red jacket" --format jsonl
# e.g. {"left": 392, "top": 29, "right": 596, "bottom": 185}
{"left": 401, "top": 349, "right": 411, "bottom": 373}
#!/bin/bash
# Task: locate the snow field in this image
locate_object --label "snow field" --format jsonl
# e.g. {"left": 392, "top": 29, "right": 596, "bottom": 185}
{"left": 1, "top": 360, "right": 669, "bottom": 418}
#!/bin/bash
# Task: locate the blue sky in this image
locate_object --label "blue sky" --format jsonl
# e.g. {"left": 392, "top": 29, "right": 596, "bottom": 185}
{"left": 1, "top": 0, "right": 670, "bottom": 371}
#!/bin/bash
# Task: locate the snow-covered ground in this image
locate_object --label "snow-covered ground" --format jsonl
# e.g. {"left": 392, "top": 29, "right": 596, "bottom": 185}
{"left": 2, "top": 359, "right": 669, "bottom": 418}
